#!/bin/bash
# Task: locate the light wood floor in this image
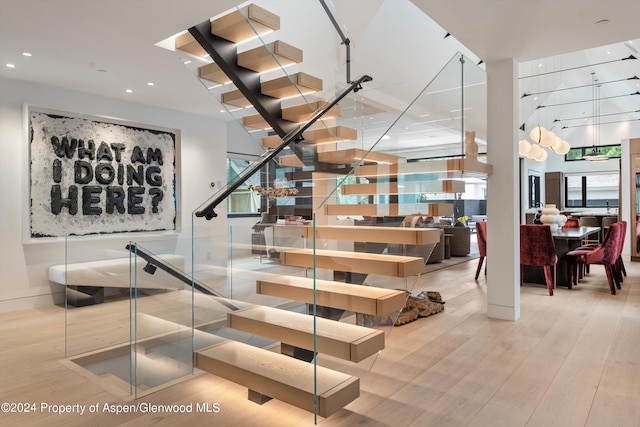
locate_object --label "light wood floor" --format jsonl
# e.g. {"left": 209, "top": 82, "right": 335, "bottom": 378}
{"left": 1, "top": 258, "right": 638, "bottom": 426}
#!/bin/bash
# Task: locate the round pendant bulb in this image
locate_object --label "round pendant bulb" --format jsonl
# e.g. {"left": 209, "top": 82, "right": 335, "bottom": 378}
{"left": 556, "top": 140, "right": 571, "bottom": 155}
{"left": 518, "top": 139, "right": 532, "bottom": 156}
{"left": 540, "top": 130, "right": 555, "bottom": 148}
{"left": 529, "top": 125, "right": 546, "bottom": 143}
{"left": 535, "top": 148, "right": 548, "bottom": 162}
{"left": 527, "top": 143, "right": 541, "bottom": 159}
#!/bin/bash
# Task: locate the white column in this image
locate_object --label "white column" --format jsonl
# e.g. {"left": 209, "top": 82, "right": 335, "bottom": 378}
{"left": 486, "top": 58, "right": 520, "bottom": 321}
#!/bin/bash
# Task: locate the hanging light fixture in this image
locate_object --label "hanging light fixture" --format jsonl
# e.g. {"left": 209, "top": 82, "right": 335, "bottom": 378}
{"left": 583, "top": 73, "right": 608, "bottom": 161}
{"left": 518, "top": 63, "right": 571, "bottom": 161}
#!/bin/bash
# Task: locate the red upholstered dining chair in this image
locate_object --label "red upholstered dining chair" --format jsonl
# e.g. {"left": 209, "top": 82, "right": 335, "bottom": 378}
{"left": 474, "top": 221, "right": 487, "bottom": 280}
{"left": 520, "top": 225, "right": 557, "bottom": 296}
{"left": 562, "top": 217, "right": 580, "bottom": 230}
{"left": 572, "top": 221, "right": 627, "bottom": 284}
{"left": 617, "top": 221, "right": 627, "bottom": 280}
{"left": 566, "top": 222, "right": 624, "bottom": 294}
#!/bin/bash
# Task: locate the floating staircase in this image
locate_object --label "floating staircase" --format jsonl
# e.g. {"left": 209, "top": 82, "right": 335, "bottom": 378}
{"left": 170, "top": 2, "right": 492, "bottom": 420}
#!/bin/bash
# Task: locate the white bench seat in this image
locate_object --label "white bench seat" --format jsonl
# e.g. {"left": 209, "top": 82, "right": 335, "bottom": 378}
{"left": 48, "top": 254, "right": 185, "bottom": 289}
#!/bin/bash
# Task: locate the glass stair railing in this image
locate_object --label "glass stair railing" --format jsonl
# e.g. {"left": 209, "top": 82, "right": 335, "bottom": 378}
{"left": 59, "top": 0, "right": 491, "bottom": 421}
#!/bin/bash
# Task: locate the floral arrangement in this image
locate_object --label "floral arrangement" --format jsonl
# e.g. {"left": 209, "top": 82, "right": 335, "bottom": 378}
{"left": 250, "top": 181, "right": 298, "bottom": 200}
{"left": 457, "top": 215, "right": 469, "bottom": 223}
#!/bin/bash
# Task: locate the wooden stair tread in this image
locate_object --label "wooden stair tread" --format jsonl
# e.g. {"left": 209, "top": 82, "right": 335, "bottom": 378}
{"left": 281, "top": 248, "right": 425, "bottom": 277}
{"left": 355, "top": 158, "right": 493, "bottom": 178}
{"left": 324, "top": 203, "right": 454, "bottom": 217}
{"left": 302, "top": 126, "right": 357, "bottom": 144}
{"left": 261, "top": 72, "right": 322, "bottom": 99}
{"left": 222, "top": 72, "right": 323, "bottom": 108}
{"left": 238, "top": 40, "right": 303, "bottom": 73}
{"left": 302, "top": 225, "right": 441, "bottom": 245}
{"left": 221, "top": 89, "right": 252, "bottom": 108}
{"left": 195, "top": 340, "right": 359, "bottom": 418}
{"left": 242, "top": 113, "right": 272, "bottom": 130}
{"left": 175, "top": 32, "right": 207, "bottom": 57}
{"left": 341, "top": 179, "right": 465, "bottom": 195}
{"left": 318, "top": 148, "right": 405, "bottom": 165}
{"left": 278, "top": 154, "right": 305, "bottom": 168}
{"left": 256, "top": 275, "right": 406, "bottom": 316}
{"left": 282, "top": 101, "right": 341, "bottom": 122}
{"left": 210, "top": 4, "right": 280, "bottom": 43}
{"left": 228, "top": 305, "right": 385, "bottom": 362}
{"left": 198, "top": 62, "right": 231, "bottom": 85}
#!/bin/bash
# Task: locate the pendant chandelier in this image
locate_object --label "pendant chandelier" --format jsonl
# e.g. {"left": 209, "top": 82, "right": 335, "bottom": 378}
{"left": 518, "top": 124, "right": 571, "bottom": 162}
{"left": 582, "top": 73, "right": 608, "bottom": 161}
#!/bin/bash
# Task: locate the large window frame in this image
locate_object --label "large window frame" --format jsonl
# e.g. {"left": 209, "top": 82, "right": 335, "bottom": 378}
{"left": 564, "top": 144, "right": 621, "bottom": 161}
{"left": 226, "top": 155, "right": 264, "bottom": 217}
{"left": 564, "top": 171, "right": 620, "bottom": 208}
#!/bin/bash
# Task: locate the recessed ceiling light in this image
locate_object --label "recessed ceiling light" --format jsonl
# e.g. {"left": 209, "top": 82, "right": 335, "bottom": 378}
{"left": 147, "top": 82, "right": 154, "bottom": 86}
{"left": 126, "top": 89, "right": 133, "bottom": 93}
{"left": 6, "top": 63, "right": 15, "bottom": 68}
{"left": 538, "top": 63, "right": 542, "bottom": 68}
{"left": 219, "top": 110, "right": 225, "bottom": 113}
{"left": 22, "top": 52, "right": 32, "bottom": 57}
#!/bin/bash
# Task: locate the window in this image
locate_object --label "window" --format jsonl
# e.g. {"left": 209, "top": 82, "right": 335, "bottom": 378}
{"left": 565, "top": 172, "right": 619, "bottom": 208}
{"left": 565, "top": 144, "right": 621, "bottom": 161}
{"left": 226, "top": 157, "right": 261, "bottom": 215}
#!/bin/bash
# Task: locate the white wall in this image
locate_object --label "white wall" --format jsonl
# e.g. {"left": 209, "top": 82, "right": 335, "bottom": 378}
{"left": 0, "top": 77, "right": 228, "bottom": 313}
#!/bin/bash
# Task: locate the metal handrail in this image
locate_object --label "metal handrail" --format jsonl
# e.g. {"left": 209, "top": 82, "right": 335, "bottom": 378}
{"left": 194, "top": 74, "right": 372, "bottom": 220}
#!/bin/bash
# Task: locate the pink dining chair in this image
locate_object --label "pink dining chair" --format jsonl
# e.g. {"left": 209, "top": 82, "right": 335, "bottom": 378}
{"left": 566, "top": 222, "right": 624, "bottom": 294}
{"left": 520, "top": 224, "right": 557, "bottom": 296}
{"left": 474, "top": 221, "right": 487, "bottom": 280}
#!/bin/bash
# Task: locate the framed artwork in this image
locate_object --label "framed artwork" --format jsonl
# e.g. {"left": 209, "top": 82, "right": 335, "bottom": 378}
{"left": 27, "top": 106, "right": 178, "bottom": 238}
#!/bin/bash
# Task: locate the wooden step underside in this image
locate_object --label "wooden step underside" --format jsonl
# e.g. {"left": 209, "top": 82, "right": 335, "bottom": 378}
{"left": 256, "top": 275, "right": 406, "bottom": 316}
{"left": 253, "top": 103, "right": 343, "bottom": 139}
{"left": 278, "top": 154, "right": 305, "bottom": 168}
{"left": 355, "top": 158, "right": 493, "bottom": 178}
{"left": 302, "top": 126, "right": 357, "bottom": 144}
{"left": 341, "top": 179, "right": 466, "bottom": 195}
{"left": 324, "top": 203, "right": 454, "bottom": 217}
{"left": 222, "top": 72, "right": 323, "bottom": 108}
{"left": 175, "top": 5, "right": 280, "bottom": 57}
{"left": 238, "top": 40, "right": 303, "bottom": 73}
{"left": 175, "top": 32, "right": 208, "bottom": 57}
{"left": 318, "top": 148, "right": 405, "bottom": 165}
{"left": 211, "top": 3, "right": 280, "bottom": 43}
{"left": 195, "top": 340, "right": 359, "bottom": 418}
{"left": 282, "top": 101, "right": 341, "bottom": 122}
{"left": 281, "top": 248, "right": 424, "bottom": 277}
{"left": 261, "top": 72, "right": 323, "bottom": 98}
{"left": 242, "top": 113, "right": 272, "bottom": 130}
{"left": 227, "top": 305, "right": 385, "bottom": 362}
{"left": 198, "top": 62, "right": 231, "bottom": 85}
{"left": 303, "top": 225, "right": 441, "bottom": 245}
{"left": 221, "top": 89, "right": 253, "bottom": 108}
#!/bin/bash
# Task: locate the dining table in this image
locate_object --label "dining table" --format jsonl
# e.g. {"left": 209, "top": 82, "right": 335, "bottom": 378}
{"left": 523, "top": 226, "right": 600, "bottom": 288}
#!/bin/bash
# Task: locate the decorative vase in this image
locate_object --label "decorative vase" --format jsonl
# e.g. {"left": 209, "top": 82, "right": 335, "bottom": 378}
{"left": 539, "top": 204, "right": 563, "bottom": 231}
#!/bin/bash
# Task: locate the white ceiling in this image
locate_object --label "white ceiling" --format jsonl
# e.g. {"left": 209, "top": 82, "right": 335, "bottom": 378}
{"left": 1, "top": 0, "right": 639, "bottom": 157}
